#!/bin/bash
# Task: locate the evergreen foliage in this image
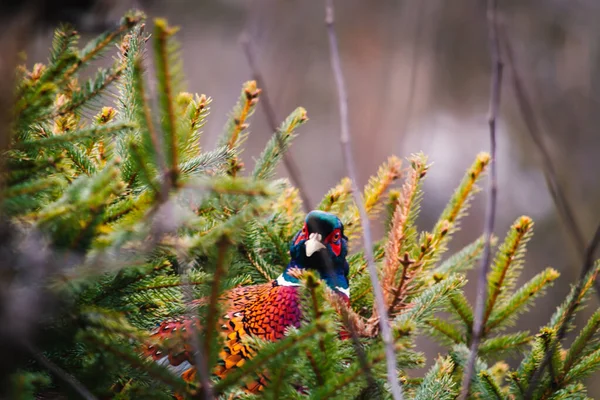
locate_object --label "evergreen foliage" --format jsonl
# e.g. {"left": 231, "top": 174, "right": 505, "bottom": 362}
{"left": 2, "top": 11, "right": 600, "bottom": 400}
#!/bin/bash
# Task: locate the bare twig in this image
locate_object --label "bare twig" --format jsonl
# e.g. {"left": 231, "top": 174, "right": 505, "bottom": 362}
{"left": 499, "top": 27, "right": 584, "bottom": 254}
{"left": 524, "top": 221, "right": 600, "bottom": 399}
{"left": 25, "top": 342, "right": 98, "bottom": 400}
{"left": 240, "top": 34, "right": 312, "bottom": 211}
{"left": 459, "top": 1, "right": 503, "bottom": 398}
{"left": 324, "top": 1, "right": 403, "bottom": 399}
{"left": 499, "top": 26, "right": 599, "bottom": 299}
{"left": 398, "top": 1, "right": 426, "bottom": 140}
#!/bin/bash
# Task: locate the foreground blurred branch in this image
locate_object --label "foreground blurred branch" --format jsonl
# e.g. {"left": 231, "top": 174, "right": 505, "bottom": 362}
{"left": 240, "top": 34, "right": 312, "bottom": 211}
{"left": 26, "top": 342, "right": 97, "bottom": 400}
{"left": 459, "top": 0, "right": 503, "bottom": 398}
{"left": 181, "top": 257, "right": 214, "bottom": 399}
{"left": 324, "top": 1, "right": 403, "bottom": 399}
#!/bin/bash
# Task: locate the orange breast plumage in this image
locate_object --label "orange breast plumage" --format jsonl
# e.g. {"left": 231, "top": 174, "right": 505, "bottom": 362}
{"left": 144, "top": 280, "right": 303, "bottom": 393}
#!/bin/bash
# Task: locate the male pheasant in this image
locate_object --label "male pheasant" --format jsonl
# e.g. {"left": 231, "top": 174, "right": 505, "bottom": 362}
{"left": 145, "top": 210, "right": 350, "bottom": 394}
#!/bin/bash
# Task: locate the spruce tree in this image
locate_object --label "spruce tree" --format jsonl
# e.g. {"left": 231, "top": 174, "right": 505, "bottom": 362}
{"left": 2, "top": 11, "right": 599, "bottom": 400}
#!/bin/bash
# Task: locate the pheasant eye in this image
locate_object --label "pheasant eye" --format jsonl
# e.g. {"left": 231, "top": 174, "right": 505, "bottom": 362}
{"left": 333, "top": 231, "right": 341, "bottom": 242}
{"left": 294, "top": 224, "right": 309, "bottom": 245}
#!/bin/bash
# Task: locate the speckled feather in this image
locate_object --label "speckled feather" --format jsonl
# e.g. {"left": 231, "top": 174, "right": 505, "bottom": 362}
{"left": 144, "top": 280, "right": 302, "bottom": 394}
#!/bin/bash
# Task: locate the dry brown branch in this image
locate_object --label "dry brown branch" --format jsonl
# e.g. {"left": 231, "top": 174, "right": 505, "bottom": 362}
{"left": 381, "top": 159, "right": 427, "bottom": 318}
{"left": 324, "top": 1, "right": 403, "bottom": 398}
{"left": 459, "top": 0, "right": 503, "bottom": 398}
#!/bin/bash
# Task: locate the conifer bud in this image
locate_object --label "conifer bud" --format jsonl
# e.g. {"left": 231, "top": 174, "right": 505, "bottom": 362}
{"left": 95, "top": 107, "right": 117, "bottom": 124}
{"left": 29, "top": 63, "right": 46, "bottom": 82}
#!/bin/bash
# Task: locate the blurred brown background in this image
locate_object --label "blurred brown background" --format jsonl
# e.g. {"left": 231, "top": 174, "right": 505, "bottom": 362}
{"left": 21, "top": 0, "right": 600, "bottom": 392}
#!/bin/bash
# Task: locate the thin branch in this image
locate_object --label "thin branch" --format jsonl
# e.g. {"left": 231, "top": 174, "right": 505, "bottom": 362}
{"left": 499, "top": 27, "right": 584, "bottom": 255}
{"left": 25, "top": 342, "right": 98, "bottom": 400}
{"left": 398, "top": 1, "right": 426, "bottom": 140}
{"left": 499, "top": 25, "right": 599, "bottom": 299}
{"left": 132, "top": 58, "right": 169, "bottom": 203}
{"left": 239, "top": 34, "right": 312, "bottom": 212}
{"left": 324, "top": 1, "right": 403, "bottom": 399}
{"left": 459, "top": 0, "right": 503, "bottom": 398}
{"left": 524, "top": 222, "right": 600, "bottom": 399}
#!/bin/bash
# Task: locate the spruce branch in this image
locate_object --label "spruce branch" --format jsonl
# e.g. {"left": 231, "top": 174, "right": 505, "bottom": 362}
{"left": 39, "top": 64, "right": 125, "bottom": 122}
{"left": 426, "top": 319, "right": 464, "bottom": 345}
{"left": 525, "top": 225, "right": 600, "bottom": 399}
{"left": 180, "top": 246, "right": 221, "bottom": 400}
{"left": 562, "top": 347, "right": 600, "bottom": 387}
{"left": 176, "top": 92, "right": 210, "bottom": 160}
{"left": 131, "top": 56, "right": 168, "bottom": 199}
{"left": 324, "top": 1, "right": 403, "bottom": 398}
{"left": 478, "top": 370, "right": 504, "bottom": 399}
{"left": 434, "top": 237, "right": 486, "bottom": 276}
{"left": 484, "top": 216, "right": 534, "bottom": 326}
{"left": 2, "top": 176, "right": 63, "bottom": 199}
{"left": 485, "top": 267, "right": 559, "bottom": 332}
{"left": 24, "top": 342, "right": 97, "bottom": 400}
{"left": 382, "top": 155, "right": 428, "bottom": 317}
{"left": 460, "top": 0, "right": 503, "bottom": 398}
{"left": 212, "top": 322, "right": 321, "bottom": 394}
{"left": 128, "top": 142, "right": 161, "bottom": 195}
{"left": 318, "top": 177, "right": 352, "bottom": 213}
{"left": 64, "top": 142, "right": 97, "bottom": 176}
{"left": 220, "top": 81, "right": 261, "bottom": 176}
{"left": 324, "top": 286, "right": 376, "bottom": 390}
{"left": 478, "top": 331, "right": 531, "bottom": 356}
{"left": 343, "top": 156, "right": 403, "bottom": 241}
{"left": 204, "top": 239, "right": 229, "bottom": 365}
{"left": 62, "top": 11, "right": 144, "bottom": 81}
{"left": 413, "top": 356, "right": 457, "bottom": 400}
{"left": 433, "top": 153, "right": 490, "bottom": 239}
{"left": 83, "top": 331, "right": 194, "bottom": 396}
{"left": 428, "top": 153, "right": 490, "bottom": 269}
{"left": 179, "top": 146, "right": 232, "bottom": 178}
{"left": 15, "top": 122, "right": 134, "bottom": 151}
{"left": 449, "top": 293, "right": 474, "bottom": 331}
{"left": 562, "top": 310, "right": 600, "bottom": 375}
{"left": 153, "top": 18, "right": 181, "bottom": 187}
{"left": 252, "top": 107, "right": 308, "bottom": 181}
{"left": 311, "top": 340, "right": 411, "bottom": 399}
{"left": 395, "top": 276, "right": 465, "bottom": 325}
{"left": 48, "top": 24, "right": 79, "bottom": 65}
{"left": 240, "top": 35, "right": 312, "bottom": 211}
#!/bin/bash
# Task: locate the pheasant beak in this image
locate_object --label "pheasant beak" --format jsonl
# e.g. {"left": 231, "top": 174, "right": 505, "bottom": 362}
{"left": 305, "top": 233, "right": 326, "bottom": 257}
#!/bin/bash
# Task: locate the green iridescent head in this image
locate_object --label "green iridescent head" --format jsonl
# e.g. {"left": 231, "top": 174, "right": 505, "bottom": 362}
{"left": 285, "top": 210, "right": 350, "bottom": 299}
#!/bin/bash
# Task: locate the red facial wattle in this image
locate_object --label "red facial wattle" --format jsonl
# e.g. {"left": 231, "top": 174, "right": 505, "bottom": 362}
{"left": 294, "top": 223, "right": 308, "bottom": 245}
{"left": 325, "top": 228, "right": 342, "bottom": 257}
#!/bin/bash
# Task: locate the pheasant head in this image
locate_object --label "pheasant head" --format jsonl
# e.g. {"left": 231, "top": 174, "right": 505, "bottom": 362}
{"left": 281, "top": 210, "right": 350, "bottom": 301}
